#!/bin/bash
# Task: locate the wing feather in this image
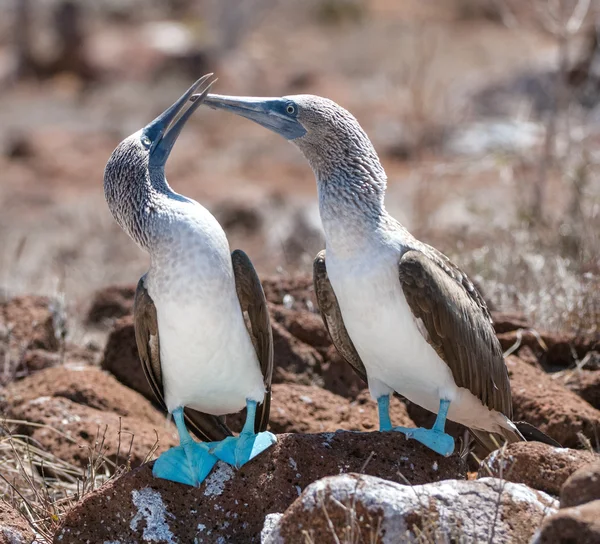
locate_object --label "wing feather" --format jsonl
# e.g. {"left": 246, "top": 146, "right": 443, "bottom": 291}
{"left": 313, "top": 250, "right": 368, "bottom": 384}
{"left": 231, "top": 250, "right": 273, "bottom": 433}
{"left": 397, "top": 250, "right": 512, "bottom": 417}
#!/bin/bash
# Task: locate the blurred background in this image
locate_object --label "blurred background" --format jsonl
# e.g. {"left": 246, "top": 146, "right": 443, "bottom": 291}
{"left": 0, "top": 0, "right": 598, "bottom": 337}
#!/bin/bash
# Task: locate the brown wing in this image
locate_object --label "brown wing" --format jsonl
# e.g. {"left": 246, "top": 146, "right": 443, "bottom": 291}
{"left": 231, "top": 250, "right": 273, "bottom": 433}
{"left": 398, "top": 250, "right": 512, "bottom": 418}
{"left": 313, "top": 250, "right": 368, "bottom": 384}
{"left": 133, "top": 277, "right": 232, "bottom": 441}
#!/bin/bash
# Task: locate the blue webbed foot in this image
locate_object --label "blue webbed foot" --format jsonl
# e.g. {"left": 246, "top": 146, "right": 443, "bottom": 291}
{"left": 210, "top": 399, "right": 277, "bottom": 468}
{"left": 210, "top": 430, "right": 277, "bottom": 468}
{"left": 393, "top": 425, "right": 455, "bottom": 457}
{"left": 392, "top": 398, "right": 455, "bottom": 457}
{"left": 152, "top": 406, "right": 219, "bottom": 486}
{"left": 153, "top": 442, "right": 218, "bottom": 486}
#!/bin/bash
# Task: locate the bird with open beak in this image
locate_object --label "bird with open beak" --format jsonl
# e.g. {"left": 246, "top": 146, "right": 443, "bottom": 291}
{"left": 103, "top": 75, "right": 276, "bottom": 487}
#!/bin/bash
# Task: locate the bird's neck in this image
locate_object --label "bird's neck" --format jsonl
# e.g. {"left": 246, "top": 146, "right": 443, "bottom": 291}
{"left": 313, "top": 158, "right": 390, "bottom": 253}
{"left": 106, "top": 167, "right": 174, "bottom": 251}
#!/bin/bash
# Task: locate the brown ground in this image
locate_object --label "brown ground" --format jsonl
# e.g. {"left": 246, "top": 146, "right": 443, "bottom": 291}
{"left": 0, "top": 0, "right": 599, "bottom": 542}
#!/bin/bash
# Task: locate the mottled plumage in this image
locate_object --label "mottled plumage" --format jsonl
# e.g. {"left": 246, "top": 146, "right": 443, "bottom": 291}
{"left": 103, "top": 76, "right": 276, "bottom": 486}
{"left": 203, "top": 91, "right": 560, "bottom": 453}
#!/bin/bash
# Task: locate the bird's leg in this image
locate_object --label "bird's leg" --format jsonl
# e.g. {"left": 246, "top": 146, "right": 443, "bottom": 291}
{"left": 153, "top": 407, "right": 218, "bottom": 486}
{"left": 209, "top": 400, "right": 277, "bottom": 468}
{"left": 377, "top": 395, "right": 393, "bottom": 431}
{"left": 393, "top": 398, "right": 455, "bottom": 457}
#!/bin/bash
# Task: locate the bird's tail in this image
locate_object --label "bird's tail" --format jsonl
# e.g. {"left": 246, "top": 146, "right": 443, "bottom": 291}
{"left": 470, "top": 419, "right": 560, "bottom": 454}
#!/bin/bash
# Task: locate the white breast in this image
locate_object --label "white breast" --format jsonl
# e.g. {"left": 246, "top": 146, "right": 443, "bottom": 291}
{"left": 326, "top": 245, "right": 510, "bottom": 433}
{"left": 146, "top": 200, "right": 265, "bottom": 415}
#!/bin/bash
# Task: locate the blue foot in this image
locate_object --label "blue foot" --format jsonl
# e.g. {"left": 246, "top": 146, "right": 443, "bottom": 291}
{"left": 153, "top": 442, "right": 218, "bottom": 486}
{"left": 152, "top": 407, "right": 219, "bottom": 486}
{"left": 393, "top": 425, "right": 455, "bottom": 456}
{"left": 393, "top": 398, "right": 455, "bottom": 457}
{"left": 209, "top": 399, "right": 277, "bottom": 468}
{"left": 210, "top": 430, "right": 277, "bottom": 468}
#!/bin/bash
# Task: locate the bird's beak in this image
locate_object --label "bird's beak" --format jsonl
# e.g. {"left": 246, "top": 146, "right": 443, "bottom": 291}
{"left": 145, "top": 74, "right": 216, "bottom": 167}
{"left": 197, "top": 94, "right": 307, "bottom": 140}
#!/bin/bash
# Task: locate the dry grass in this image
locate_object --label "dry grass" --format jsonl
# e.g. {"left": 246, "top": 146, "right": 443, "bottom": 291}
{"left": 0, "top": 418, "right": 156, "bottom": 542}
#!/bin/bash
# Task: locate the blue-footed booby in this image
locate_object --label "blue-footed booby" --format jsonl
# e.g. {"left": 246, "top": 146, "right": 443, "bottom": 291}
{"left": 200, "top": 92, "right": 559, "bottom": 456}
{"left": 103, "top": 75, "right": 276, "bottom": 486}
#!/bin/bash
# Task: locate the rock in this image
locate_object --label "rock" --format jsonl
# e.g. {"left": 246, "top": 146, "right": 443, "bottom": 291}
{"left": 261, "top": 276, "right": 316, "bottom": 312}
{"left": 19, "top": 348, "right": 61, "bottom": 373}
{"left": 532, "top": 500, "right": 600, "bottom": 543}
{"left": 2, "top": 363, "right": 175, "bottom": 470}
{"left": 320, "top": 345, "right": 367, "bottom": 399}
{"left": 560, "top": 461, "right": 600, "bottom": 508}
{"left": 2, "top": 364, "right": 167, "bottom": 427}
{"left": 7, "top": 396, "right": 175, "bottom": 470}
{"left": 478, "top": 442, "right": 598, "bottom": 496}
{"left": 265, "top": 474, "right": 557, "bottom": 544}
{"left": 507, "top": 355, "right": 600, "bottom": 447}
{"left": 562, "top": 369, "right": 600, "bottom": 409}
{"left": 491, "top": 310, "right": 529, "bottom": 333}
{"left": 268, "top": 384, "right": 414, "bottom": 434}
{"left": 0, "top": 295, "right": 62, "bottom": 384}
{"left": 87, "top": 284, "right": 135, "bottom": 325}
{"left": 55, "top": 432, "right": 466, "bottom": 543}
{"left": 0, "top": 502, "right": 35, "bottom": 544}
{"left": 102, "top": 315, "right": 155, "bottom": 402}
{"left": 272, "top": 321, "right": 324, "bottom": 385}
{"left": 270, "top": 303, "right": 330, "bottom": 349}
{"left": 498, "top": 330, "right": 598, "bottom": 369}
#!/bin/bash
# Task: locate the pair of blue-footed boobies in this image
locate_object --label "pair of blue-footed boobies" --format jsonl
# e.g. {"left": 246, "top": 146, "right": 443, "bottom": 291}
{"left": 104, "top": 75, "right": 556, "bottom": 487}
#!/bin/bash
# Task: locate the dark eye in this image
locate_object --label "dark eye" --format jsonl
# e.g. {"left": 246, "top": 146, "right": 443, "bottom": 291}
{"left": 286, "top": 103, "right": 296, "bottom": 115}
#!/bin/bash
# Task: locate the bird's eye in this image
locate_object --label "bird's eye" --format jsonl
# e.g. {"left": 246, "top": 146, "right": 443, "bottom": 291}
{"left": 286, "top": 103, "right": 296, "bottom": 115}
{"left": 141, "top": 135, "right": 151, "bottom": 148}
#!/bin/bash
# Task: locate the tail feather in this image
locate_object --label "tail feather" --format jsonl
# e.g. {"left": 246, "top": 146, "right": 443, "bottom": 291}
{"left": 470, "top": 420, "right": 561, "bottom": 454}
{"left": 514, "top": 421, "right": 562, "bottom": 447}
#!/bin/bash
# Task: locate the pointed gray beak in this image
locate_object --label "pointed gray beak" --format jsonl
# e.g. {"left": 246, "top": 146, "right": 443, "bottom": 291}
{"left": 145, "top": 74, "right": 216, "bottom": 167}
{"left": 197, "top": 94, "right": 306, "bottom": 140}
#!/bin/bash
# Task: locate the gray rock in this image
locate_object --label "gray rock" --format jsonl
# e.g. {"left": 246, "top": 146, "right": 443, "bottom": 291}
{"left": 265, "top": 474, "right": 558, "bottom": 544}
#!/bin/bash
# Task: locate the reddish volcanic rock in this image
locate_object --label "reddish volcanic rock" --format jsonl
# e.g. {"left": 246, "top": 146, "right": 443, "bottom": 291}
{"left": 560, "top": 461, "right": 600, "bottom": 508}
{"left": 261, "top": 275, "right": 316, "bottom": 311}
{"left": 0, "top": 295, "right": 62, "bottom": 384}
{"left": 19, "top": 348, "right": 61, "bottom": 373}
{"left": 101, "top": 315, "right": 155, "bottom": 402}
{"left": 2, "top": 363, "right": 175, "bottom": 470}
{"left": 0, "top": 502, "right": 35, "bottom": 544}
{"left": 54, "top": 432, "right": 466, "bottom": 544}
{"left": 7, "top": 395, "right": 176, "bottom": 470}
{"left": 533, "top": 500, "right": 600, "bottom": 543}
{"left": 498, "top": 330, "right": 598, "bottom": 369}
{"left": 507, "top": 355, "right": 600, "bottom": 447}
{"left": 3, "top": 363, "right": 167, "bottom": 426}
{"left": 0, "top": 295, "right": 61, "bottom": 352}
{"left": 561, "top": 369, "right": 600, "bottom": 409}
{"left": 265, "top": 474, "right": 557, "bottom": 544}
{"left": 271, "top": 321, "right": 324, "bottom": 385}
{"left": 86, "top": 284, "right": 136, "bottom": 325}
{"left": 321, "top": 345, "right": 367, "bottom": 399}
{"left": 268, "top": 383, "right": 413, "bottom": 434}
{"left": 478, "top": 441, "right": 598, "bottom": 496}
{"left": 490, "top": 310, "right": 529, "bottom": 333}
{"left": 269, "top": 303, "right": 331, "bottom": 349}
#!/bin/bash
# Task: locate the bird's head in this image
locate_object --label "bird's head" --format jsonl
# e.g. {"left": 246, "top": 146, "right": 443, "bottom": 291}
{"left": 105, "top": 74, "right": 215, "bottom": 189}
{"left": 200, "top": 93, "right": 380, "bottom": 179}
